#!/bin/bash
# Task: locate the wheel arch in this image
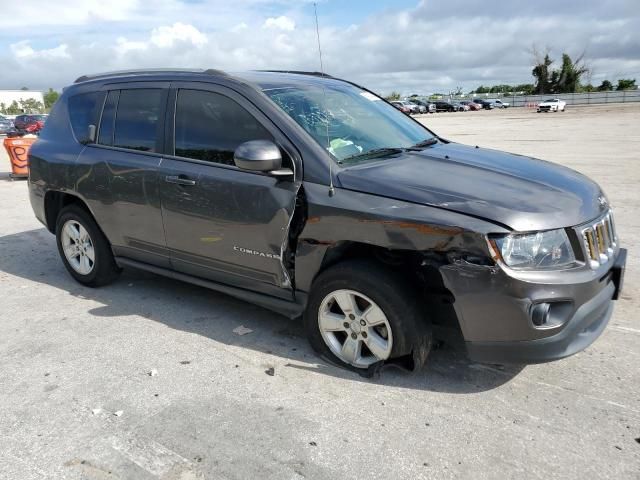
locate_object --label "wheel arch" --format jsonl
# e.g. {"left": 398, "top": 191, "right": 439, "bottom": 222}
{"left": 44, "top": 190, "right": 94, "bottom": 234}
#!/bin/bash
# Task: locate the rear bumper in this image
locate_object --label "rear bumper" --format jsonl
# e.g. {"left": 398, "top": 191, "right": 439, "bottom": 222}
{"left": 441, "top": 248, "right": 627, "bottom": 364}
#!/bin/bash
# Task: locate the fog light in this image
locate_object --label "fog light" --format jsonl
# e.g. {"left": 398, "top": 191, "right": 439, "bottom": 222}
{"left": 530, "top": 301, "right": 573, "bottom": 329}
{"left": 531, "top": 302, "right": 551, "bottom": 327}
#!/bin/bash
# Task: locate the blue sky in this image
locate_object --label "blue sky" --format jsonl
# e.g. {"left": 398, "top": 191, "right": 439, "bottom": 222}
{"left": 0, "top": 0, "right": 638, "bottom": 94}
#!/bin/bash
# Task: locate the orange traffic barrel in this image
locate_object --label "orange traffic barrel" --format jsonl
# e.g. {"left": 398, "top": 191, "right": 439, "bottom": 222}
{"left": 3, "top": 136, "right": 37, "bottom": 178}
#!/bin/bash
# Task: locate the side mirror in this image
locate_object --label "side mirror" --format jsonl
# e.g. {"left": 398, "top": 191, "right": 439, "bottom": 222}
{"left": 88, "top": 124, "right": 96, "bottom": 143}
{"left": 81, "top": 124, "right": 96, "bottom": 145}
{"left": 234, "top": 140, "right": 292, "bottom": 176}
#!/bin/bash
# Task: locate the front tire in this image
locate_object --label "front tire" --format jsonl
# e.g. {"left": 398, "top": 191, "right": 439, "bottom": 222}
{"left": 55, "top": 205, "right": 121, "bottom": 287}
{"left": 304, "top": 260, "right": 431, "bottom": 372}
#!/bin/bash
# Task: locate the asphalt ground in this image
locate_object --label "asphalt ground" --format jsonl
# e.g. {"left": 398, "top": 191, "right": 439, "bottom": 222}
{"left": 0, "top": 104, "right": 638, "bottom": 479}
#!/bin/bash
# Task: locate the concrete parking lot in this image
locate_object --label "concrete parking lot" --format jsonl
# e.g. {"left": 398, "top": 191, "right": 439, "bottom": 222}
{"left": 0, "top": 104, "right": 638, "bottom": 479}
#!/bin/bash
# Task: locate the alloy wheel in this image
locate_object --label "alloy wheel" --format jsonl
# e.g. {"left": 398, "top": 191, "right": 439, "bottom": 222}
{"left": 318, "top": 289, "right": 393, "bottom": 368}
{"left": 61, "top": 220, "right": 95, "bottom": 275}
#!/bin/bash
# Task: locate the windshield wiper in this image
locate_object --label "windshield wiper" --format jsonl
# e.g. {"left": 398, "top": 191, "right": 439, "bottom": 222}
{"left": 410, "top": 137, "right": 438, "bottom": 149}
{"left": 341, "top": 147, "right": 406, "bottom": 163}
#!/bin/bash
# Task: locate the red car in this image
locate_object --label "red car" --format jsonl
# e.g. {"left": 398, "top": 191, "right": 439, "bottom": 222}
{"left": 459, "top": 101, "right": 482, "bottom": 111}
{"left": 390, "top": 101, "right": 411, "bottom": 115}
{"left": 13, "top": 114, "right": 47, "bottom": 134}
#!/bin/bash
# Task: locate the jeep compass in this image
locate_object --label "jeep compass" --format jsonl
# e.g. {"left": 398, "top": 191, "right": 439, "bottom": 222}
{"left": 27, "top": 69, "right": 626, "bottom": 372}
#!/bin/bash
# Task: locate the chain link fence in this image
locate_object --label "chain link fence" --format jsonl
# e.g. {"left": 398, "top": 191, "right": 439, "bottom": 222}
{"left": 455, "top": 89, "right": 640, "bottom": 107}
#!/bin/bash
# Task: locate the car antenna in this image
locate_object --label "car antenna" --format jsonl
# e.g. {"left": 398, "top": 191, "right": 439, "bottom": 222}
{"left": 314, "top": 2, "right": 335, "bottom": 197}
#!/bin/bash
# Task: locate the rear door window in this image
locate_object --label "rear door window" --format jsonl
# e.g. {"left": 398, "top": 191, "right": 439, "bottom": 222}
{"left": 113, "top": 89, "right": 163, "bottom": 152}
{"left": 68, "top": 91, "right": 105, "bottom": 143}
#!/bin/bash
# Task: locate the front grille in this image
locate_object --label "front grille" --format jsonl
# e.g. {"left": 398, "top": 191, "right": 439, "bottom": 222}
{"left": 581, "top": 211, "right": 617, "bottom": 269}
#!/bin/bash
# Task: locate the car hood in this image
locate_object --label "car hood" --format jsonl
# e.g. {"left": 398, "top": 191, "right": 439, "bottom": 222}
{"left": 337, "top": 142, "right": 606, "bottom": 231}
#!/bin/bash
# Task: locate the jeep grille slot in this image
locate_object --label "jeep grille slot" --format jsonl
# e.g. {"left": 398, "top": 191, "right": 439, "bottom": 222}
{"left": 581, "top": 211, "right": 616, "bottom": 269}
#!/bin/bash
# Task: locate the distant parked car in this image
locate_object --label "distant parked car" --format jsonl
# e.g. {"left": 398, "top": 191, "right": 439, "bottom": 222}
{"left": 0, "top": 115, "right": 15, "bottom": 135}
{"left": 408, "top": 99, "right": 435, "bottom": 114}
{"left": 405, "top": 100, "right": 427, "bottom": 114}
{"left": 473, "top": 99, "right": 493, "bottom": 110}
{"left": 537, "top": 98, "right": 566, "bottom": 113}
{"left": 485, "top": 99, "right": 510, "bottom": 109}
{"left": 397, "top": 101, "right": 421, "bottom": 114}
{"left": 451, "top": 102, "right": 469, "bottom": 112}
{"left": 391, "top": 101, "right": 412, "bottom": 115}
{"left": 433, "top": 101, "right": 456, "bottom": 112}
{"left": 14, "top": 114, "right": 47, "bottom": 134}
{"left": 459, "top": 101, "right": 481, "bottom": 111}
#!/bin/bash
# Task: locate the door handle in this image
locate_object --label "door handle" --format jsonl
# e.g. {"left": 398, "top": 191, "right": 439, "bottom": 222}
{"left": 165, "top": 175, "right": 196, "bottom": 186}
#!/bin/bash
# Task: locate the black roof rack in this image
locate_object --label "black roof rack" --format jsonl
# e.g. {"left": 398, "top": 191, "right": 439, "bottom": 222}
{"left": 257, "top": 70, "right": 333, "bottom": 78}
{"left": 74, "top": 68, "right": 228, "bottom": 84}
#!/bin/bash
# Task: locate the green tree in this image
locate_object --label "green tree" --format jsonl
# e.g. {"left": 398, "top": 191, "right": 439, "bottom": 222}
{"left": 4, "top": 101, "right": 23, "bottom": 115}
{"left": 616, "top": 78, "right": 637, "bottom": 90}
{"left": 597, "top": 80, "right": 613, "bottom": 91}
{"left": 19, "top": 98, "right": 45, "bottom": 113}
{"left": 514, "top": 84, "right": 535, "bottom": 94}
{"left": 532, "top": 50, "right": 589, "bottom": 94}
{"left": 488, "top": 84, "right": 511, "bottom": 94}
{"left": 20, "top": 86, "right": 29, "bottom": 91}
{"left": 581, "top": 84, "right": 595, "bottom": 92}
{"left": 385, "top": 91, "right": 401, "bottom": 101}
{"left": 43, "top": 88, "right": 60, "bottom": 109}
{"left": 472, "top": 85, "right": 490, "bottom": 94}
{"left": 554, "top": 53, "right": 588, "bottom": 93}
{"left": 531, "top": 50, "right": 554, "bottom": 94}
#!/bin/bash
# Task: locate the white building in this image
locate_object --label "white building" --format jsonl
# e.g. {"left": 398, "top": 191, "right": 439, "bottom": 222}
{"left": 0, "top": 90, "right": 45, "bottom": 112}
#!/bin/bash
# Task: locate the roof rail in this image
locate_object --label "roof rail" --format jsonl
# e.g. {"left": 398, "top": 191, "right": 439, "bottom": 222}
{"left": 74, "top": 68, "right": 228, "bottom": 84}
{"left": 257, "top": 70, "right": 333, "bottom": 78}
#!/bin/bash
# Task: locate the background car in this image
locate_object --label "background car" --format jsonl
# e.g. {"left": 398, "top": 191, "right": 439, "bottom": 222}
{"left": 390, "top": 101, "right": 412, "bottom": 115}
{"left": 433, "top": 101, "right": 456, "bottom": 112}
{"left": 408, "top": 99, "right": 433, "bottom": 113}
{"left": 407, "top": 101, "right": 427, "bottom": 114}
{"left": 472, "top": 99, "right": 493, "bottom": 109}
{"left": 13, "top": 114, "right": 47, "bottom": 134}
{"left": 396, "top": 100, "right": 421, "bottom": 114}
{"left": 0, "top": 114, "right": 15, "bottom": 135}
{"left": 537, "top": 98, "right": 567, "bottom": 112}
{"left": 459, "top": 100, "right": 482, "bottom": 111}
{"left": 485, "top": 99, "right": 510, "bottom": 108}
{"left": 451, "top": 102, "right": 469, "bottom": 112}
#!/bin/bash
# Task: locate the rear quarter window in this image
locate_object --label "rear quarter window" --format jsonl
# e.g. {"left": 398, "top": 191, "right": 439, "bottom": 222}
{"left": 68, "top": 91, "right": 105, "bottom": 143}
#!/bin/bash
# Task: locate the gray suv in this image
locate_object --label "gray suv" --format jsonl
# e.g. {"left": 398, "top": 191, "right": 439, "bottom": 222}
{"left": 28, "top": 69, "right": 626, "bottom": 373}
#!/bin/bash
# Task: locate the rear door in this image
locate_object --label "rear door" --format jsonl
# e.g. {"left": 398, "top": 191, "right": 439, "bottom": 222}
{"left": 75, "top": 83, "right": 171, "bottom": 267}
{"left": 158, "top": 83, "right": 301, "bottom": 298}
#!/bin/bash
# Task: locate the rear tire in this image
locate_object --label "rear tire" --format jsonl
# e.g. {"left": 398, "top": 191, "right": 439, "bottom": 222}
{"left": 304, "top": 260, "right": 431, "bottom": 372}
{"left": 55, "top": 205, "right": 121, "bottom": 287}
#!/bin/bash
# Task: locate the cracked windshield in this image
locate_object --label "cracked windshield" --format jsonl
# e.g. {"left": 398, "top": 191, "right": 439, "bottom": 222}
{"left": 264, "top": 82, "right": 435, "bottom": 164}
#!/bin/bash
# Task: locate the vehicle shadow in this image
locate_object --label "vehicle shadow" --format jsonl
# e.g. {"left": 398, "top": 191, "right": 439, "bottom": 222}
{"left": 0, "top": 227, "right": 524, "bottom": 393}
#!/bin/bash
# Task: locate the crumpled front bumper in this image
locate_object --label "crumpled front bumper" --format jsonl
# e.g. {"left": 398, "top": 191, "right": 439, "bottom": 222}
{"left": 440, "top": 248, "right": 627, "bottom": 364}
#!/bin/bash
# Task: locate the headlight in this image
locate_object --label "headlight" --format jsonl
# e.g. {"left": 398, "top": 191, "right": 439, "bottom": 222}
{"left": 489, "top": 229, "right": 577, "bottom": 270}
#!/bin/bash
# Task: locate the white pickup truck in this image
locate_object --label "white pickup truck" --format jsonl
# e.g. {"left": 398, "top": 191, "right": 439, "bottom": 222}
{"left": 537, "top": 98, "right": 566, "bottom": 113}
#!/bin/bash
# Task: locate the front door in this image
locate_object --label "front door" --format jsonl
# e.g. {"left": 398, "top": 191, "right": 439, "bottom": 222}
{"left": 159, "top": 84, "right": 301, "bottom": 298}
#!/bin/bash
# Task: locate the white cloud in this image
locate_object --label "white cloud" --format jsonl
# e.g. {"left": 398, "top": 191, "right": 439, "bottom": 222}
{"left": 116, "top": 37, "right": 148, "bottom": 54}
{"left": 0, "top": 0, "right": 140, "bottom": 27}
{"left": 231, "top": 22, "right": 249, "bottom": 33}
{"left": 150, "top": 22, "right": 208, "bottom": 48}
{"left": 1, "top": 1, "right": 638, "bottom": 95}
{"left": 263, "top": 16, "right": 295, "bottom": 31}
{"left": 10, "top": 41, "right": 70, "bottom": 60}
